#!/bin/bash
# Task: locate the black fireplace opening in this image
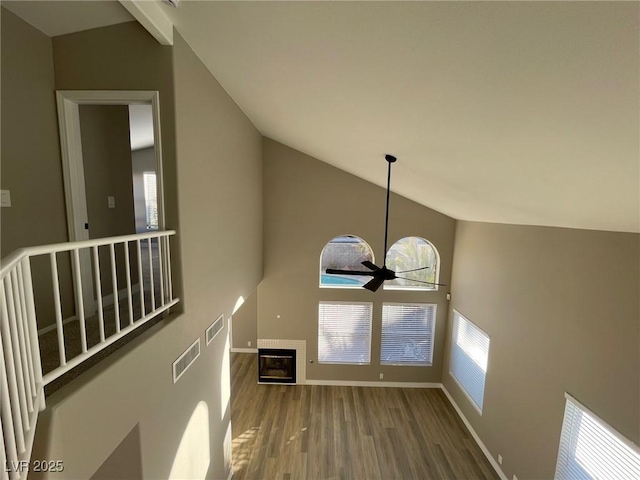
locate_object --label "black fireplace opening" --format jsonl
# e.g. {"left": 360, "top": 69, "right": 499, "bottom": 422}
{"left": 258, "top": 348, "right": 296, "bottom": 384}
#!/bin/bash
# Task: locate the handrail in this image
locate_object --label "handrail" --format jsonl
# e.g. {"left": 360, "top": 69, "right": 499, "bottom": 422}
{"left": 1, "top": 231, "right": 179, "bottom": 479}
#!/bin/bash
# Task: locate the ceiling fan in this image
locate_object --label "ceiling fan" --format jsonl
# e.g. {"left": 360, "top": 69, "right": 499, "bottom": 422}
{"left": 325, "top": 154, "right": 447, "bottom": 292}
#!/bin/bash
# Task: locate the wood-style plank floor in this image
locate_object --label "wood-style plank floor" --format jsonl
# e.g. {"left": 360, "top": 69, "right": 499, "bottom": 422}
{"left": 230, "top": 353, "right": 498, "bottom": 480}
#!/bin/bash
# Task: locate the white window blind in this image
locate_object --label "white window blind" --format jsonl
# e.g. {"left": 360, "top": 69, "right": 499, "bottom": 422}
{"left": 381, "top": 303, "right": 436, "bottom": 366}
{"left": 318, "top": 302, "right": 372, "bottom": 364}
{"left": 143, "top": 172, "right": 158, "bottom": 230}
{"left": 555, "top": 393, "right": 640, "bottom": 480}
{"left": 450, "top": 310, "right": 490, "bottom": 412}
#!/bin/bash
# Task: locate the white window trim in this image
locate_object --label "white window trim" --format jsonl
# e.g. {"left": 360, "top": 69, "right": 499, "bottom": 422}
{"left": 380, "top": 302, "right": 436, "bottom": 366}
{"left": 383, "top": 237, "right": 441, "bottom": 292}
{"left": 319, "top": 235, "right": 376, "bottom": 290}
{"left": 554, "top": 392, "right": 640, "bottom": 479}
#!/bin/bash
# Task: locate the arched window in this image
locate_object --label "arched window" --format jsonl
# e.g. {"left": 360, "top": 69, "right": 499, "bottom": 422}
{"left": 319, "top": 235, "right": 375, "bottom": 288}
{"left": 384, "top": 237, "right": 440, "bottom": 290}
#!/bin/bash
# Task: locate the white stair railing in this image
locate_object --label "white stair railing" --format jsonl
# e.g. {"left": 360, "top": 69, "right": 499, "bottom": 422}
{"left": 1, "top": 231, "right": 179, "bottom": 479}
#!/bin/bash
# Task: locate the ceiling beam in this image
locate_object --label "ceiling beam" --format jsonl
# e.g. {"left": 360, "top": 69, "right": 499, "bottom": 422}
{"left": 119, "top": 0, "right": 173, "bottom": 45}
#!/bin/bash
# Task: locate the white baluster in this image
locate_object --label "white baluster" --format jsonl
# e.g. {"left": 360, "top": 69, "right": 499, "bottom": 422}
{"left": 20, "top": 257, "right": 44, "bottom": 411}
{"left": 0, "top": 329, "right": 19, "bottom": 480}
{"left": 92, "top": 247, "right": 105, "bottom": 343}
{"left": 165, "top": 235, "right": 173, "bottom": 301}
{"left": 124, "top": 242, "right": 133, "bottom": 326}
{"left": 50, "top": 253, "right": 67, "bottom": 366}
{"left": 110, "top": 243, "right": 120, "bottom": 333}
{"left": 16, "top": 265, "right": 36, "bottom": 397}
{"left": 158, "top": 236, "right": 165, "bottom": 306}
{"left": 0, "top": 281, "right": 25, "bottom": 453}
{"left": 136, "top": 239, "right": 145, "bottom": 319}
{"left": 9, "top": 270, "right": 33, "bottom": 414}
{"left": 72, "top": 249, "right": 88, "bottom": 353}
{"left": 148, "top": 238, "right": 155, "bottom": 310}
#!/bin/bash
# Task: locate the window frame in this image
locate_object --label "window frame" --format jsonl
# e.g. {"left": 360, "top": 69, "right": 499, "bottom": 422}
{"left": 318, "top": 301, "right": 373, "bottom": 365}
{"left": 319, "top": 235, "right": 375, "bottom": 289}
{"left": 449, "top": 310, "right": 490, "bottom": 414}
{"left": 555, "top": 393, "right": 640, "bottom": 479}
{"left": 383, "top": 236, "right": 441, "bottom": 291}
{"left": 380, "top": 302, "right": 437, "bottom": 366}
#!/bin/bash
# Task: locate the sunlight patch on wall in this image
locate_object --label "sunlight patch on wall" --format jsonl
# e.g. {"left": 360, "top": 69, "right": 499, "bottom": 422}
{"left": 233, "top": 296, "right": 245, "bottom": 314}
{"left": 169, "top": 401, "right": 210, "bottom": 480}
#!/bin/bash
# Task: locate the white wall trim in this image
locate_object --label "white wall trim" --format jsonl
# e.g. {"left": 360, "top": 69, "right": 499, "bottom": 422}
{"left": 38, "top": 315, "right": 78, "bottom": 336}
{"left": 305, "top": 379, "right": 443, "bottom": 389}
{"left": 440, "top": 384, "right": 508, "bottom": 480}
{"left": 118, "top": 0, "right": 174, "bottom": 45}
{"left": 230, "top": 348, "right": 258, "bottom": 354}
{"left": 226, "top": 466, "right": 233, "bottom": 480}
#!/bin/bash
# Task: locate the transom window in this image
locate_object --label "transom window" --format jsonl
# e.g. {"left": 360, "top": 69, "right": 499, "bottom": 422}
{"left": 319, "top": 235, "right": 374, "bottom": 288}
{"left": 384, "top": 237, "right": 439, "bottom": 290}
{"left": 318, "top": 302, "right": 372, "bottom": 364}
{"left": 381, "top": 303, "right": 436, "bottom": 366}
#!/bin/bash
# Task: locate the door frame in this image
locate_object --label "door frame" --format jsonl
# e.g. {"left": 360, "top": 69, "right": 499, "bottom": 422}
{"left": 56, "top": 90, "right": 165, "bottom": 316}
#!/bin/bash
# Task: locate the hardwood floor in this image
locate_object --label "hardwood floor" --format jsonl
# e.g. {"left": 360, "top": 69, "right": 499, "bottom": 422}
{"left": 230, "top": 353, "right": 498, "bottom": 480}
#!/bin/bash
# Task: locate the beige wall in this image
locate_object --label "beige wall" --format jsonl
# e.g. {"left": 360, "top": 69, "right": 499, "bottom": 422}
{"left": 31, "top": 24, "right": 263, "bottom": 480}
{"left": 443, "top": 221, "right": 640, "bottom": 479}
{"left": 52, "top": 20, "right": 183, "bottom": 307}
{"left": 231, "top": 290, "right": 258, "bottom": 350}
{"left": 258, "top": 139, "right": 456, "bottom": 383}
{"left": 0, "top": 8, "right": 75, "bottom": 327}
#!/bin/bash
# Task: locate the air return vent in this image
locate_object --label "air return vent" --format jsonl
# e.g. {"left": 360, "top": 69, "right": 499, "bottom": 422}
{"left": 206, "top": 314, "right": 224, "bottom": 346}
{"left": 173, "top": 338, "right": 200, "bottom": 384}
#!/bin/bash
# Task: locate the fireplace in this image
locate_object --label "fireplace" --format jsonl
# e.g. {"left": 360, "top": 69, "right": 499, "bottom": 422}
{"left": 258, "top": 348, "right": 296, "bottom": 384}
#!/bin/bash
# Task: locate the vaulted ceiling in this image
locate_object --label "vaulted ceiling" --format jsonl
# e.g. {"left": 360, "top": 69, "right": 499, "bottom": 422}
{"left": 6, "top": 1, "right": 639, "bottom": 233}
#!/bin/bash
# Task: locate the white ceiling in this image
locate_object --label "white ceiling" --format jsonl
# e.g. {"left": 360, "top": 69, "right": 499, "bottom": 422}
{"left": 5, "top": 1, "right": 639, "bottom": 233}
{"left": 163, "top": 1, "right": 640, "bottom": 233}
{"left": 2, "top": 0, "right": 133, "bottom": 37}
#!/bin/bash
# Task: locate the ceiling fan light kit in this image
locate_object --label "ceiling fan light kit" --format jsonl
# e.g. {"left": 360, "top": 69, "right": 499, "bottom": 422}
{"left": 325, "top": 154, "right": 447, "bottom": 292}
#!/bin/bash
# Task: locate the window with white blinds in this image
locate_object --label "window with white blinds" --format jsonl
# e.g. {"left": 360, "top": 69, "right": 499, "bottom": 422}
{"left": 450, "top": 310, "right": 490, "bottom": 413}
{"left": 318, "top": 302, "right": 372, "bottom": 364}
{"left": 143, "top": 172, "right": 158, "bottom": 230}
{"left": 381, "top": 303, "right": 436, "bottom": 366}
{"left": 555, "top": 393, "right": 640, "bottom": 480}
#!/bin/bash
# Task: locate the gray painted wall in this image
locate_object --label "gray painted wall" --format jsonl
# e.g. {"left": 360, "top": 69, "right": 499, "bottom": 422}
{"left": 443, "top": 221, "right": 640, "bottom": 479}
{"left": 258, "top": 138, "right": 456, "bottom": 383}
{"left": 28, "top": 23, "right": 263, "bottom": 480}
{"left": 1, "top": 8, "right": 75, "bottom": 328}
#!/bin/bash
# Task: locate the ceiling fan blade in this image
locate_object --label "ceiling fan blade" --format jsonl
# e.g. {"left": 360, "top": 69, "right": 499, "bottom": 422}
{"left": 394, "top": 276, "right": 448, "bottom": 287}
{"left": 395, "top": 266, "right": 430, "bottom": 274}
{"left": 361, "top": 260, "right": 380, "bottom": 271}
{"left": 363, "top": 275, "right": 386, "bottom": 292}
{"left": 326, "top": 269, "right": 375, "bottom": 276}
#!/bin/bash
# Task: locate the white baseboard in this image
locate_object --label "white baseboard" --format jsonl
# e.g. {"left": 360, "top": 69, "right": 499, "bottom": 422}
{"left": 230, "top": 348, "right": 258, "bottom": 353}
{"left": 304, "top": 379, "right": 442, "bottom": 389}
{"left": 100, "top": 283, "right": 141, "bottom": 308}
{"left": 440, "top": 384, "right": 508, "bottom": 480}
{"left": 38, "top": 315, "right": 78, "bottom": 336}
{"left": 37, "top": 283, "right": 142, "bottom": 336}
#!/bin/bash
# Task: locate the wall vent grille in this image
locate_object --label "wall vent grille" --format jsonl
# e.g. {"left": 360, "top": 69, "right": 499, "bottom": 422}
{"left": 207, "top": 314, "right": 224, "bottom": 345}
{"left": 173, "top": 338, "right": 200, "bottom": 384}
